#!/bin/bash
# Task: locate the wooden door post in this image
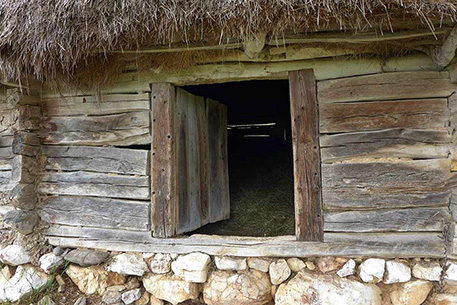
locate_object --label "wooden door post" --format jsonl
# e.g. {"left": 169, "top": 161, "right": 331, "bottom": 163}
{"left": 289, "top": 70, "right": 324, "bottom": 241}
{"left": 151, "top": 83, "right": 177, "bottom": 238}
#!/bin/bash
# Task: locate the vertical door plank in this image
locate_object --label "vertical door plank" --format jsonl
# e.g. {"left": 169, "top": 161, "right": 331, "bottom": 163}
{"left": 207, "top": 99, "right": 230, "bottom": 222}
{"left": 151, "top": 83, "right": 177, "bottom": 238}
{"left": 198, "top": 98, "right": 210, "bottom": 225}
{"left": 289, "top": 70, "right": 324, "bottom": 241}
{"left": 176, "top": 89, "right": 205, "bottom": 234}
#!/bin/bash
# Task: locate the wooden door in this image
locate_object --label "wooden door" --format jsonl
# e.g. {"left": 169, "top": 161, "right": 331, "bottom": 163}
{"left": 151, "top": 84, "right": 229, "bottom": 237}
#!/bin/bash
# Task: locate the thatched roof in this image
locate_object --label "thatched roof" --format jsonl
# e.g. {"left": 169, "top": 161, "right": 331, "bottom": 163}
{"left": 1, "top": 0, "right": 456, "bottom": 82}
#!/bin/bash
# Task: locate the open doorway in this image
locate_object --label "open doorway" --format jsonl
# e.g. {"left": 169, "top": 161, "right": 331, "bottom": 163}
{"left": 183, "top": 80, "right": 295, "bottom": 237}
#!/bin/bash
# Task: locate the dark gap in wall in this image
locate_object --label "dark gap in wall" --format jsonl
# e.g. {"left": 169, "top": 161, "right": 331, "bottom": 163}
{"left": 115, "top": 144, "right": 151, "bottom": 150}
{"left": 183, "top": 80, "right": 295, "bottom": 237}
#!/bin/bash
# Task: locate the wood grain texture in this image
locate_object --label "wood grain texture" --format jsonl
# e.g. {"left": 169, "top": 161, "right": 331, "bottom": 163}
{"left": 320, "top": 128, "right": 451, "bottom": 163}
{"left": 322, "top": 159, "right": 452, "bottom": 210}
{"left": 324, "top": 207, "right": 451, "bottom": 232}
{"left": 42, "top": 93, "right": 150, "bottom": 116}
{"left": 41, "top": 196, "right": 150, "bottom": 231}
{"left": 39, "top": 182, "right": 150, "bottom": 200}
{"left": 320, "top": 98, "right": 449, "bottom": 133}
{"left": 318, "top": 71, "right": 455, "bottom": 104}
{"left": 151, "top": 83, "right": 177, "bottom": 238}
{"left": 207, "top": 98, "right": 230, "bottom": 223}
{"left": 46, "top": 227, "right": 446, "bottom": 258}
{"left": 289, "top": 69, "right": 323, "bottom": 241}
{"left": 43, "top": 146, "right": 150, "bottom": 175}
{"left": 42, "top": 111, "right": 150, "bottom": 146}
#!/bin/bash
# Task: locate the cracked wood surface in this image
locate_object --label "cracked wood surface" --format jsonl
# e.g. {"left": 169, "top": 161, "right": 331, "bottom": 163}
{"left": 320, "top": 129, "right": 451, "bottom": 163}
{"left": 43, "top": 146, "right": 150, "bottom": 176}
{"left": 46, "top": 225, "right": 447, "bottom": 258}
{"left": 41, "top": 196, "right": 150, "bottom": 231}
{"left": 322, "top": 159, "right": 452, "bottom": 210}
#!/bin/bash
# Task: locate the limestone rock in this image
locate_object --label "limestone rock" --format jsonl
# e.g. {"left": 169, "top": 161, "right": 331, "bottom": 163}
{"left": 8, "top": 184, "right": 38, "bottom": 210}
{"left": 0, "top": 265, "right": 49, "bottom": 302}
{"left": 149, "top": 295, "right": 164, "bottom": 305}
{"left": 135, "top": 292, "right": 151, "bottom": 305}
{"left": 66, "top": 265, "right": 126, "bottom": 295}
{"left": 39, "top": 253, "right": 65, "bottom": 273}
{"left": 171, "top": 252, "right": 211, "bottom": 283}
{"left": 412, "top": 261, "right": 442, "bottom": 281}
{"left": 287, "top": 258, "right": 306, "bottom": 272}
{"left": 122, "top": 288, "right": 142, "bottom": 304}
{"left": 143, "top": 273, "right": 200, "bottom": 305}
{"left": 275, "top": 271, "right": 381, "bottom": 305}
{"left": 248, "top": 258, "right": 271, "bottom": 272}
{"left": 337, "top": 259, "right": 356, "bottom": 278}
{"left": 125, "top": 277, "right": 140, "bottom": 290}
{"left": 74, "top": 296, "right": 87, "bottom": 305}
{"left": 390, "top": 280, "right": 432, "bottom": 305}
{"left": 53, "top": 247, "right": 65, "bottom": 256}
{"left": 384, "top": 261, "right": 411, "bottom": 284}
{"left": 203, "top": 270, "right": 272, "bottom": 305}
{"left": 317, "top": 257, "right": 340, "bottom": 273}
{"left": 434, "top": 293, "right": 457, "bottom": 305}
{"left": 0, "top": 245, "right": 31, "bottom": 266}
{"left": 65, "top": 249, "right": 109, "bottom": 267}
{"left": 269, "top": 259, "right": 291, "bottom": 285}
{"left": 0, "top": 266, "right": 12, "bottom": 284}
{"left": 149, "top": 253, "right": 172, "bottom": 274}
{"left": 215, "top": 256, "right": 247, "bottom": 271}
{"left": 359, "top": 258, "right": 385, "bottom": 283}
{"left": 445, "top": 262, "right": 457, "bottom": 283}
{"left": 102, "top": 289, "right": 122, "bottom": 304}
{"left": 305, "top": 260, "right": 316, "bottom": 270}
{"left": 107, "top": 253, "right": 148, "bottom": 276}
{"left": 3, "top": 210, "right": 40, "bottom": 235}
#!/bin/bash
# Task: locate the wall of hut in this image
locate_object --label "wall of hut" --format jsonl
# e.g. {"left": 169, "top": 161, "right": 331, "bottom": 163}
{"left": 2, "top": 51, "right": 457, "bottom": 305}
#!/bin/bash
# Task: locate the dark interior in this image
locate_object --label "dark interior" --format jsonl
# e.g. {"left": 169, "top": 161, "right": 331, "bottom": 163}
{"left": 183, "top": 80, "right": 295, "bottom": 237}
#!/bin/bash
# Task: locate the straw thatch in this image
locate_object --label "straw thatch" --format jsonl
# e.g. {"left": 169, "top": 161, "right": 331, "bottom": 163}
{"left": 0, "top": 0, "right": 456, "bottom": 82}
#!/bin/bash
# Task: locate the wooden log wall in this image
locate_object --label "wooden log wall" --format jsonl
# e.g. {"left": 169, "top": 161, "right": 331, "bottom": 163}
{"left": 39, "top": 92, "right": 152, "bottom": 233}
{"left": 42, "top": 54, "right": 457, "bottom": 258}
{"left": 318, "top": 71, "right": 456, "bottom": 253}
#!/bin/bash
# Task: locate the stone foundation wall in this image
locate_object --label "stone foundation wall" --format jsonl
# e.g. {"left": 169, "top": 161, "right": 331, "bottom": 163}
{"left": 1, "top": 245, "right": 457, "bottom": 304}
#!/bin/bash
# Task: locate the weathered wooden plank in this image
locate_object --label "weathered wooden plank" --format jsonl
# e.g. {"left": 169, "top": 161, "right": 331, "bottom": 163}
{"left": 42, "top": 129, "right": 151, "bottom": 146}
{"left": 0, "top": 147, "right": 13, "bottom": 159}
{"left": 42, "top": 93, "right": 150, "bottom": 116}
{"left": 43, "top": 146, "right": 150, "bottom": 175}
{"left": 198, "top": 95, "right": 210, "bottom": 226}
{"left": 320, "top": 98, "right": 449, "bottom": 133}
{"left": 289, "top": 70, "right": 323, "bottom": 241}
{"left": 42, "top": 171, "right": 149, "bottom": 186}
{"left": 41, "top": 197, "right": 150, "bottom": 231}
{"left": 0, "top": 136, "right": 13, "bottom": 148}
{"left": 46, "top": 228, "right": 445, "bottom": 258}
{"left": 175, "top": 88, "right": 204, "bottom": 234}
{"left": 39, "top": 182, "right": 150, "bottom": 200}
{"left": 0, "top": 160, "right": 11, "bottom": 170}
{"left": 207, "top": 99, "right": 230, "bottom": 224}
{"left": 43, "top": 54, "right": 440, "bottom": 96}
{"left": 42, "top": 111, "right": 151, "bottom": 145}
{"left": 151, "top": 83, "right": 177, "bottom": 238}
{"left": 324, "top": 207, "right": 451, "bottom": 232}
{"left": 318, "top": 71, "right": 455, "bottom": 104}
{"left": 322, "top": 159, "right": 451, "bottom": 210}
{"left": 320, "top": 129, "right": 451, "bottom": 163}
